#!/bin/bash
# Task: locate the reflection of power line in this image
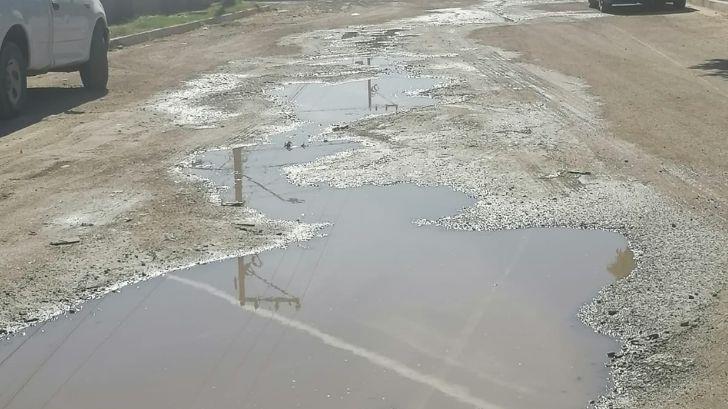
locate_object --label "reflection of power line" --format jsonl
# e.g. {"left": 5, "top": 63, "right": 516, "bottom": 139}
{"left": 235, "top": 255, "right": 301, "bottom": 311}
{"left": 288, "top": 83, "right": 308, "bottom": 103}
{"left": 242, "top": 173, "right": 303, "bottom": 204}
{"left": 224, "top": 147, "right": 303, "bottom": 204}
{"left": 297, "top": 106, "right": 371, "bottom": 113}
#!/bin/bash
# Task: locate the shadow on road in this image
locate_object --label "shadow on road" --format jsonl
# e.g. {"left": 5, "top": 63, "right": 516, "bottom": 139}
{"left": 690, "top": 59, "right": 728, "bottom": 79}
{"left": 605, "top": 4, "right": 697, "bottom": 15}
{"left": 0, "top": 87, "right": 106, "bottom": 138}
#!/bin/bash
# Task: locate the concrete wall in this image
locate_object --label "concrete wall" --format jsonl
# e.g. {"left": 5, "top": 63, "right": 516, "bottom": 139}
{"left": 101, "top": 0, "right": 219, "bottom": 24}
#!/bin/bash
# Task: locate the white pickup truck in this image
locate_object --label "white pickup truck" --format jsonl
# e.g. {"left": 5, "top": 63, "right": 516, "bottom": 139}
{"left": 0, "top": 0, "right": 109, "bottom": 118}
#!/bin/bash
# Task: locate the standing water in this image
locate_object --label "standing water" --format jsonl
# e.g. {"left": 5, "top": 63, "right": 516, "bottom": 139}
{"left": 0, "top": 57, "right": 629, "bottom": 409}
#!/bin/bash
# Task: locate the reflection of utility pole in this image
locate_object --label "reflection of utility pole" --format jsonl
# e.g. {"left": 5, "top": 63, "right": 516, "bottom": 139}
{"left": 367, "top": 57, "right": 372, "bottom": 110}
{"left": 363, "top": 56, "right": 397, "bottom": 113}
{"left": 232, "top": 147, "right": 244, "bottom": 204}
{"left": 236, "top": 255, "right": 247, "bottom": 305}
{"left": 234, "top": 255, "right": 301, "bottom": 311}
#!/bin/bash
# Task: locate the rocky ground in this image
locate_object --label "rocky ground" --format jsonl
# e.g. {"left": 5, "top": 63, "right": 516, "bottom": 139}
{"left": 0, "top": 0, "right": 726, "bottom": 408}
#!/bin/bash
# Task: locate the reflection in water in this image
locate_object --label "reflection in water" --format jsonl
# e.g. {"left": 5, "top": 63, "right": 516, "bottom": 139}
{"left": 359, "top": 57, "right": 399, "bottom": 113}
{"left": 235, "top": 255, "right": 301, "bottom": 311}
{"left": 231, "top": 146, "right": 303, "bottom": 204}
{"left": 607, "top": 248, "right": 635, "bottom": 279}
{"left": 232, "top": 147, "right": 244, "bottom": 204}
{"left": 0, "top": 56, "right": 630, "bottom": 409}
{"left": 170, "top": 274, "right": 502, "bottom": 409}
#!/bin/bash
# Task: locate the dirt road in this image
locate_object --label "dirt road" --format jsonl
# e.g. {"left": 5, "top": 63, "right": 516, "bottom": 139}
{"left": 0, "top": 0, "right": 726, "bottom": 408}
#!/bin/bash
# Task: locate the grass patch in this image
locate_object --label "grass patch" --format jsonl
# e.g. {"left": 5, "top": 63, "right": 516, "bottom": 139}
{"left": 110, "top": 0, "right": 251, "bottom": 38}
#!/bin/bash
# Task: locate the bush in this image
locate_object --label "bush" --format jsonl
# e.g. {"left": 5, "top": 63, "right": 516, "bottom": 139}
{"left": 101, "top": 0, "right": 219, "bottom": 24}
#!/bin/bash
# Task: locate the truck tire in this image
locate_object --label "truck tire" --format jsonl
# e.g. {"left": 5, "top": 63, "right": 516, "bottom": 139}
{"left": 80, "top": 25, "right": 108, "bottom": 91}
{"left": 673, "top": 0, "right": 686, "bottom": 8}
{"left": 0, "top": 42, "right": 27, "bottom": 119}
{"left": 598, "top": 0, "right": 612, "bottom": 12}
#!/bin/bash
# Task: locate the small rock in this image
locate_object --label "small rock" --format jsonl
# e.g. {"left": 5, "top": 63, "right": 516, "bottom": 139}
{"left": 607, "top": 310, "right": 618, "bottom": 316}
{"left": 284, "top": 141, "right": 293, "bottom": 150}
{"left": 646, "top": 333, "right": 659, "bottom": 340}
{"left": 680, "top": 321, "right": 690, "bottom": 327}
{"left": 607, "top": 352, "right": 617, "bottom": 359}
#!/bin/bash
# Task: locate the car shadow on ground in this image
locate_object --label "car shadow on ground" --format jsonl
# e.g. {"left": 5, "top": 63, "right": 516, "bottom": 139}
{"left": 605, "top": 4, "right": 697, "bottom": 15}
{"left": 690, "top": 59, "right": 728, "bottom": 79}
{"left": 0, "top": 87, "right": 106, "bottom": 138}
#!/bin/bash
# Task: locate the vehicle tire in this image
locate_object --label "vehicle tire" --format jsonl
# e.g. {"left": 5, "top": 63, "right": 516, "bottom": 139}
{"left": 673, "top": 0, "right": 686, "bottom": 8}
{"left": 0, "top": 42, "right": 27, "bottom": 119}
{"left": 80, "top": 25, "right": 108, "bottom": 91}
{"left": 589, "top": 0, "right": 599, "bottom": 8}
{"left": 598, "top": 0, "right": 612, "bottom": 12}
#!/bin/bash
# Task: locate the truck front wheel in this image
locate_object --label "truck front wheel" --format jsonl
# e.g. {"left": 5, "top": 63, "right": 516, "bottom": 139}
{"left": 0, "top": 42, "right": 27, "bottom": 119}
{"left": 80, "top": 25, "right": 109, "bottom": 91}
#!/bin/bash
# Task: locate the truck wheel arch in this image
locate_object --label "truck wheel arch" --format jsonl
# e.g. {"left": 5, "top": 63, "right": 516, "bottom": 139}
{"left": 93, "top": 18, "right": 109, "bottom": 43}
{"left": 3, "top": 25, "right": 29, "bottom": 66}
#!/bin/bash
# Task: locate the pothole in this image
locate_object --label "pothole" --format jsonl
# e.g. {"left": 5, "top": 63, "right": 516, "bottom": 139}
{"left": 0, "top": 54, "right": 632, "bottom": 409}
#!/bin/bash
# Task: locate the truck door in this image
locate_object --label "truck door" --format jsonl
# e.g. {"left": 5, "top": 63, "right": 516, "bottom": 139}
{"left": 9, "top": 0, "right": 53, "bottom": 71}
{"left": 50, "top": 0, "right": 87, "bottom": 66}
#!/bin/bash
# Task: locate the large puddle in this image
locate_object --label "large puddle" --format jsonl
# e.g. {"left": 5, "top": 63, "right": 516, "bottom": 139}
{"left": 0, "top": 57, "right": 630, "bottom": 409}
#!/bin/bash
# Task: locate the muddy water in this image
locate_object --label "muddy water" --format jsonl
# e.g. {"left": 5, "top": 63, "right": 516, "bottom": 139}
{"left": 0, "top": 58, "right": 629, "bottom": 409}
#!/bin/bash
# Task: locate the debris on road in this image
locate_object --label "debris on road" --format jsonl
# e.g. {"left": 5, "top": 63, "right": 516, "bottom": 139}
{"left": 50, "top": 238, "right": 81, "bottom": 246}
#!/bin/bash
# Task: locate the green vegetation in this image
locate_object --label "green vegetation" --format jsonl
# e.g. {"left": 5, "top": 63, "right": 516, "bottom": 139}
{"left": 110, "top": 0, "right": 251, "bottom": 38}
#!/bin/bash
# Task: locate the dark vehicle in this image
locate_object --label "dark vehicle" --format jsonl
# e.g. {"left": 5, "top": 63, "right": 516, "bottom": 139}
{"left": 589, "top": 0, "right": 686, "bottom": 12}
